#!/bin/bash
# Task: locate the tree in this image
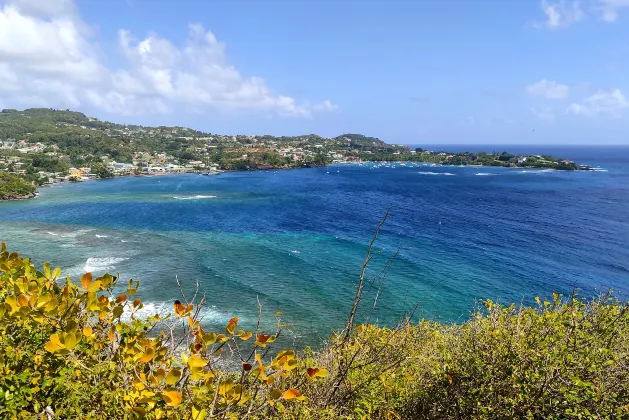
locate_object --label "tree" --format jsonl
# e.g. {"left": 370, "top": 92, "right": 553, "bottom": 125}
{"left": 91, "top": 163, "right": 114, "bottom": 179}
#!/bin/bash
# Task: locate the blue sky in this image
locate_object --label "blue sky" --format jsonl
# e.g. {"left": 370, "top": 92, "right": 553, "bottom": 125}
{"left": 1, "top": 0, "right": 628, "bottom": 144}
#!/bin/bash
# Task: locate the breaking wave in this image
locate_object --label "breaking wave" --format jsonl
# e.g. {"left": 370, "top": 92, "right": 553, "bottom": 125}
{"left": 417, "top": 172, "right": 456, "bottom": 176}
{"left": 172, "top": 195, "right": 217, "bottom": 200}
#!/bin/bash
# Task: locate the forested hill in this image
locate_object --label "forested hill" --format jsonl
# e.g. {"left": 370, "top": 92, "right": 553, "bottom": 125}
{"left": 0, "top": 108, "right": 391, "bottom": 165}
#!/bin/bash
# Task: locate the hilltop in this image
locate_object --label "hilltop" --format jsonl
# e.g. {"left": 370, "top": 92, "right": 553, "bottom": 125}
{"left": 0, "top": 108, "right": 395, "bottom": 171}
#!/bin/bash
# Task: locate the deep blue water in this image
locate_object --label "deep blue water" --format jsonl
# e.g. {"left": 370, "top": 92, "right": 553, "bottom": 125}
{"left": 0, "top": 145, "right": 628, "bottom": 345}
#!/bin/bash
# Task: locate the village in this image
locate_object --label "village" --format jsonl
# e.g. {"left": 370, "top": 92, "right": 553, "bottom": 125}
{"left": 0, "top": 109, "right": 588, "bottom": 191}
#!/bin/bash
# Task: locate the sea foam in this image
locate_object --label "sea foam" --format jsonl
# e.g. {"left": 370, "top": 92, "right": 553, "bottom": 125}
{"left": 65, "top": 256, "right": 129, "bottom": 276}
{"left": 417, "top": 172, "right": 456, "bottom": 176}
{"left": 122, "top": 301, "right": 239, "bottom": 325}
{"left": 172, "top": 195, "right": 217, "bottom": 200}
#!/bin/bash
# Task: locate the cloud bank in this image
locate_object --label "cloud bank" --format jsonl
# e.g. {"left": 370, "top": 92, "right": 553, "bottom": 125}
{"left": 0, "top": 0, "right": 335, "bottom": 117}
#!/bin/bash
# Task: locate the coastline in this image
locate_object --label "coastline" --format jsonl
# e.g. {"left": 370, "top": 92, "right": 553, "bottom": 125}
{"left": 0, "top": 158, "right": 596, "bottom": 202}
{"left": 0, "top": 192, "right": 38, "bottom": 201}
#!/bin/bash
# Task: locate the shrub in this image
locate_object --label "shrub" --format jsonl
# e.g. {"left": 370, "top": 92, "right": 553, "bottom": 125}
{"left": 296, "top": 297, "right": 629, "bottom": 419}
{"left": 0, "top": 243, "right": 327, "bottom": 419}
{"left": 1, "top": 241, "right": 628, "bottom": 419}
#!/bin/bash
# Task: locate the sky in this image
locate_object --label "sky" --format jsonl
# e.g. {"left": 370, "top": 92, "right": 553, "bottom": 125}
{"left": 0, "top": 0, "right": 628, "bottom": 144}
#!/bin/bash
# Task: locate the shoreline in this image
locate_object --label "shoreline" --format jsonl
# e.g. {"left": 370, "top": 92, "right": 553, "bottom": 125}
{"left": 0, "top": 192, "right": 38, "bottom": 201}
{"left": 0, "top": 160, "right": 597, "bottom": 202}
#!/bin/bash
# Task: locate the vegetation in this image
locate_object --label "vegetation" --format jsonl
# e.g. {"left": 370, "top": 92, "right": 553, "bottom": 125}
{"left": 355, "top": 150, "right": 584, "bottom": 170}
{"left": 0, "top": 237, "right": 627, "bottom": 418}
{"left": 0, "top": 172, "right": 35, "bottom": 200}
{"left": 0, "top": 108, "right": 589, "bottom": 191}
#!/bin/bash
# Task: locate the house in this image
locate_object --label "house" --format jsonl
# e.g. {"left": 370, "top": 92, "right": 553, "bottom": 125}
{"left": 109, "top": 162, "right": 136, "bottom": 174}
{"left": 68, "top": 167, "right": 82, "bottom": 177}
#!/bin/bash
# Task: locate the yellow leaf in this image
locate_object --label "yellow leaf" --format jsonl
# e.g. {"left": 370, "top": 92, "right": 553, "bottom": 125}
{"left": 162, "top": 390, "right": 182, "bottom": 407}
{"left": 239, "top": 331, "right": 253, "bottom": 341}
{"left": 80, "top": 272, "right": 93, "bottom": 289}
{"left": 83, "top": 327, "right": 93, "bottom": 337}
{"left": 155, "top": 368, "right": 166, "bottom": 383}
{"left": 139, "top": 348, "right": 155, "bottom": 363}
{"left": 166, "top": 368, "right": 181, "bottom": 385}
{"left": 187, "top": 354, "right": 208, "bottom": 368}
{"left": 108, "top": 327, "right": 115, "bottom": 343}
{"left": 307, "top": 367, "right": 329, "bottom": 379}
{"left": 61, "top": 332, "right": 80, "bottom": 350}
{"left": 87, "top": 280, "right": 102, "bottom": 293}
{"left": 284, "top": 359, "right": 298, "bottom": 371}
{"left": 5, "top": 296, "right": 18, "bottom": 314}
{"left": 17, "top": 294, "right": 28, "bottom": 307}
{"left": 218, "top": 379, "right": 233, "bottom": 395}
{"left": 192, "top": 406, "right": 207, "bottom": 420}
{"left": 44, "top": 334, "right": 64, "bottom": 353}
{"left": 226, "top": 317, "right": 238, "bottom": 334}
{"left": 188, "top": 316, "right": 199, "bottom": 329}
{"left": 173, "top": 300, "right": 185, "bottom": 316}
{"left": 253, "top": 366, "right": 267, "bottom": 381}
{"left": 283, "top": 388, "right": 301, "bottom": 400}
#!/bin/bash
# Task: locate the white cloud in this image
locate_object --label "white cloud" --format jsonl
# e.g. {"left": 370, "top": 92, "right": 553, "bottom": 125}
{"left": 0, "top": 0, "right": 335, "bottom": 117}
{"left": 539, "top": 0, "right": 584, "bottom": 28}
{"left": 531, "top": 107, "right": 556, "bottom": 120}
{"left": 597, "top": 0, "right": 629, "bottom": 21}
{"left": 526, "top": 79, "right": 571, "bottom": 99}
{"left": 567, "top": 89, "right": 628, "bottom": 116}
{"left": 536, "top": 0, "right": 629, "bottom": 27}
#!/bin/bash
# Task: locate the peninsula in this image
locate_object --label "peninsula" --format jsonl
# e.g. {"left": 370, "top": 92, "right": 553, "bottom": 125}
{"left": 0, "top": 108, "right": 591, "bottom": 199}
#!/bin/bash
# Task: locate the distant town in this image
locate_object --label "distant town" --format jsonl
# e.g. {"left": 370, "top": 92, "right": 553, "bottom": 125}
{"left": 0, "top": 108, "right": 590, "bottom": 199}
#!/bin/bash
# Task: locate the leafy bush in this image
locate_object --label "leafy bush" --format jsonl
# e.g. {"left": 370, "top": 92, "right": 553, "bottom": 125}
{"left": 305, "top": 297, "right": 629, "bottom": 418}
{"left": 1, "top": 242, "right": 628, "bottom": 419}
{"left": 0, "top": 243, "right": 327, "bottom": 419}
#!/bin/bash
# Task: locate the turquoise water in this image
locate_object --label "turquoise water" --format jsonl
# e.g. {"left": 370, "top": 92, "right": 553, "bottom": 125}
{"left": 1, "top": 146, "right": 628, "bottom": 345}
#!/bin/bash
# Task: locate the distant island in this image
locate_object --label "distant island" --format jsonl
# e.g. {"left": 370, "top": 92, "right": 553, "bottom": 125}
{"left": 0, "top": 108, "right": 591, "bottom": 200}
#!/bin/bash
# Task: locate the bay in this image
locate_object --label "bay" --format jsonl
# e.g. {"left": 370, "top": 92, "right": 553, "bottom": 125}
{"left": 1, "top": 145, "right": 628, "bottom": 346}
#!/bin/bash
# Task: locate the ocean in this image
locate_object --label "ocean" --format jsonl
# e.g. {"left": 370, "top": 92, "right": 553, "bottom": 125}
{"left": 0, "top": 145, "right": 627, "bottom": 346}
